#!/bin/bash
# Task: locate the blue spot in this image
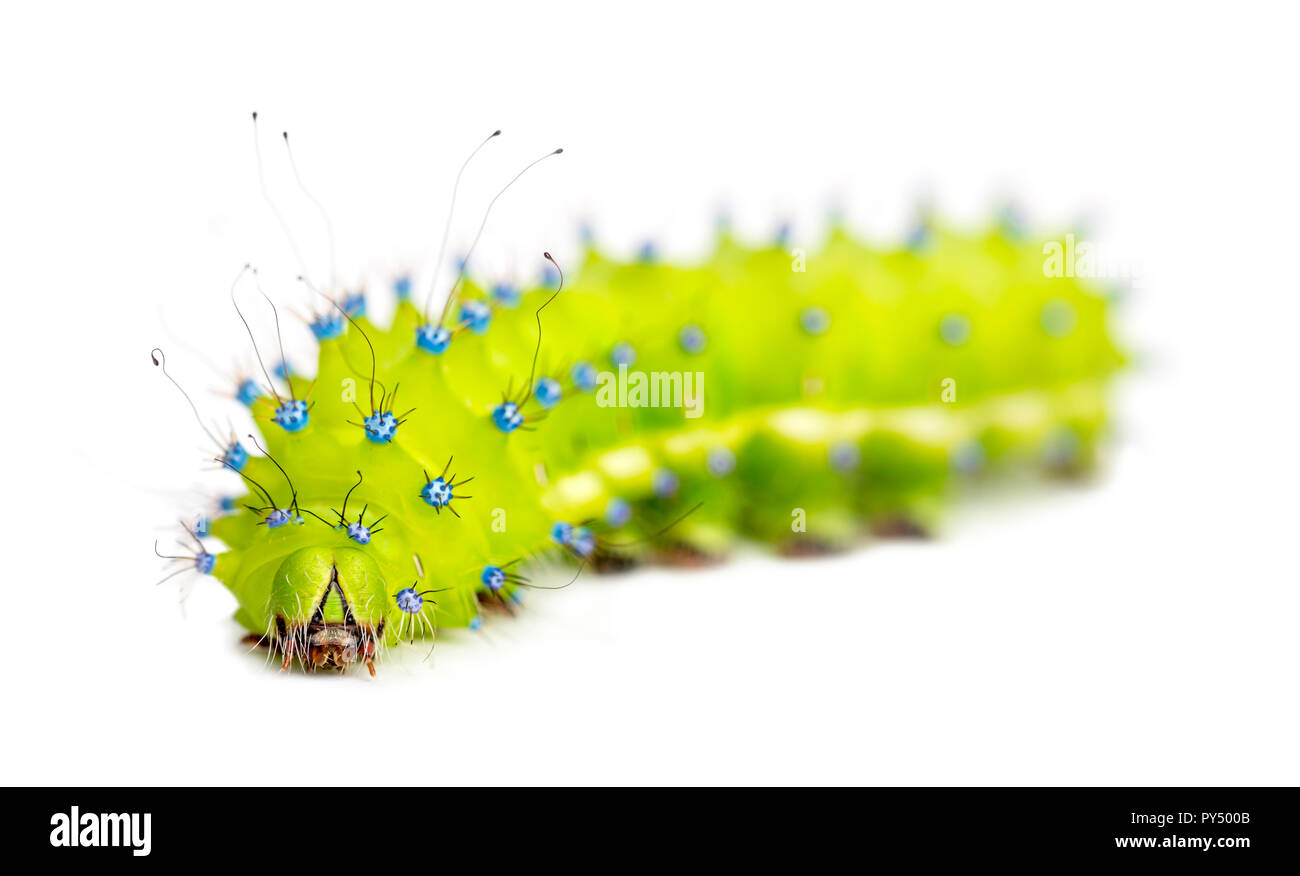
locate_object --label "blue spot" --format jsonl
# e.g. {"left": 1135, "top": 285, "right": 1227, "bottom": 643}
{"left": 550, "top": 521, "right": 573, "bottom": 546}
{"left": 393, "top": 274, "right": 412, "bottom": 300}
{"left": 534, "top": 377, "right": 562, "bottom": 410}
{"left": 950, "top": 439, "right": 986, "bottom": 475}
{"left": 637, "top": 241, "right": 657, "bottom": 263}
{"left": 570, "top": 526, "right": 596, "bottom": 559}
{"left": 310, "top": 311, "right": 345, "bottom": 341}
{"left": 193, "top": 516, "right": 211, "bottom": 539}
{"left": 653, "top": 468, "right": 680, "bottom": 499}
{"left": 998, "top": 204, "right": 1027, "bottom": 240}
{"left": 492, "top": 401, "right": 524, "bottom": 433}
{"left": 342, "top": 292, "right": 366, "bottom": 318}
{"left": 266, "top": 509, "right": 293, "bottom": 529}
{"left": 829, "top": 442, "right": 860, "bottom": 473}
{"left": 222, "top": 441, "right": 249, "bottom": 472}
{"left": 273, "top": 360, "right": 292, "bottom": 380}
{"left": 490, "top": 283, "right": 521, "bottom": 308}
{"left": 939, "top": 313, "right": 972, "bottom": 346}
{"left": 571, "top": 361, "right": 598, "bottom": 393}
{"left": 707, "top": 447, "right": 735, "bottom": 477}
{"left": 421, "top": 477, "right": 453, "bottom": 508}
{"left": 610, "top": 343, "right": 636, "bottom": 367}
{"left": 774, "top": 222, "right": 791, "bottom": 246}
{"left": 905, "top": 222, "right": 932, "bottom": 252}
{"left": 415, "top": 323, "right": 452, "bottom": 355}
{"left": 800, "top": 306, "right": 830, "bottom": 336}
{"left": 540, "top": 263, "right": 561, "bottom": 289}
{"left": 363, "top": 410, "right": 399, "bottom": 444}
{"left": 1040, "top": 298, "right": 1077, "bottom": 338}
{"left": 679, "top": 324, "right": 707, "bottom": 354}
{"left": 395, "top": 587, "right": 423, "bottom": 614}
{"left": 272, "top": 399, "right": 310, "bottom": 433}
{"left": 481, "top": 565, "right": 507, "bottom": 591}
{"left": 548, "top": 520, "right": 596, "bottom": 559}
{"left": 606, "top": 497, "right": 632, "bottom": 528}
{"left": 460, "top": 299, "right": 492, "bottom": 334}
{"left": 346, "top": 522, "right": 372, "bottom": 545}
{"left": 219, "top": 496, "right": 238, "bottom": 512}
{"left": 469, "top": 615, "right": 483, "bottom": 631}
{"left": 1042, "top": 426, "right": 1082, "bottom": 469}
{"left": 195, "top": 552, "right": 216, "bottom": 575}
{"left": 236, "top": 378, "right": 261, "bottom": 407}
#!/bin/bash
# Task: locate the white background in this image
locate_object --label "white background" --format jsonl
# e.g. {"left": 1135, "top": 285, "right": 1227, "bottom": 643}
{"left": 2, "top": 1, "right": 1297, "bottom": 785}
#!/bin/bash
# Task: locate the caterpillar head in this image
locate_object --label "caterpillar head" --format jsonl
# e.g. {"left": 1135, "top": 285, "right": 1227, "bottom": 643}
{"left": 268, "top": 546, "right": 388, "bottom": 675}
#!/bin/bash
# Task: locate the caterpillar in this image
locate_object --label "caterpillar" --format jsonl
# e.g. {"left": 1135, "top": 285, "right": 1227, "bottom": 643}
{"left": 153, "top": 118, "right": 1124, "bottom": 676}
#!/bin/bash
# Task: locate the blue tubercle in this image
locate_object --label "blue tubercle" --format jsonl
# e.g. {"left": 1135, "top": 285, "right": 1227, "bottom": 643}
{"left": 490, "top": 283, "right": 521, "bottom": 308}
{"left": 195, "top": 551, "right": 216, "bottom": 575}
{"left": 395, "top": 588, "right": 423, "bottom": 614}
{"left": 219, "top": 496, "right": 238, "bottom": 512}
{"left": 222, "top": 441, "right": 249, "bottom": 472}
{"left": 606, "top": 497, "right": 632, "bottom": 528}
{"left": 273, "top": 360, "right": 293, "bottom": 380}
{"left": 570, "top": 527, "right": 596, "bottom": 559}
{"left": 950, "top": 439, "right": 986, "bottom": 475}
{"left": 571, "top": 361, "right": 598, "bottom": 393}
{"left": 610, "top": 342, "right": 636, "bottom": 367}
{"left": 236, "top": 378, "right": 261, "bottom": 407}
{"left": 421, "top": 477, "right": 453, "bottom": 508}
{"left": 266, "top": 509, "right": 294, "bottom": 529}
{"left": 415, "top": 324, "right": 452, "bottom": 355}
{"left": 550, "top": 521, "right": 573, "bottom": 546}
{"left": 800, "top": 306, "right": 830, "bottom": 336}
{"left": 707, "top": 446, "right": 736, "bottom": 477}
{"left": 469, "top": 615, "right": 483, "bottom": 631}
{"left": 393, "top": 274, "right": 412, "bottom": 300}
{"left": 653, "top": 468, "right": 680, "bottom": 499}
{"left": 534, "top": 377, "right": 562, "bottom": 409}
{"left": 272, "top": 399, "right": 310, "bottom": 433}
{"left": 679, "top": 324, "right": 707, "bottom": 354}
{"left": 310, "top": 311, "right": 345, "bottom": 341}
{"left": 345, "top": 522, "right": 372, "bottom": 545}
{"left": 492, "top": 401, "right": 523, "bottom": 433}
{"left": 939, "top": 313, "right": 972, "bottom": 346}
{"left": 637, "top": 241, "right": 657, "bottom": 263}
{"left": 363, "top": 410, "right": 399, "bottom": 444}
{"left": 193, "top": 516, "right": 211, "bottom": 539}
{"left": 550, "top": 520, "right": 595, "bottom": 558}
{"left": 829, "top": 442, "right": 861, "bottom": 473}
{"left": 1040, "top": 298, "right": 1076, "bottom": 338}
{"left": 342, "top": 291, "right": 366, "bottom": 318}
{"left": 905, "top": 221, "right": 933, "bottom": 252}
{"left": 460, "top": 299, "right": 492, "bottom": 334}
{"left": 481, "top": 565, "right": 507, "bottom": 591}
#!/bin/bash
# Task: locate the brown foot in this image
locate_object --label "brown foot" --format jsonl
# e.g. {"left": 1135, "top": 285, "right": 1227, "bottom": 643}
{"left": 592, "top": 551, "right": 640, "bottom": 574}
{"left": 654, "top": 542, "right": 724, "bottom": 568}
{"left": 778, "top": 537, "right": 843, "bottom": 557}
{"left": 870, "top": 516, "right": 931, "bottom": 539}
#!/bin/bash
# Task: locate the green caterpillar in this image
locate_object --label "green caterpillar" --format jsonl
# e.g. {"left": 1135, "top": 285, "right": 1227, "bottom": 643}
{"left": 153, "top": 129, "right": 1123, "bottom": 676}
